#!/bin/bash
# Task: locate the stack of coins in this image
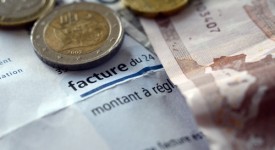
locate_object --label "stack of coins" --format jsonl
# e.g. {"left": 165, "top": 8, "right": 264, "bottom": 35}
{"left": 0, "top": 1, "right": 124, "bottom": 71}
{"left": 122, "top": 0, "right": 189, "bottom": 18}
{"left": 0, "top": 0, "right": 188, "bottom": 70}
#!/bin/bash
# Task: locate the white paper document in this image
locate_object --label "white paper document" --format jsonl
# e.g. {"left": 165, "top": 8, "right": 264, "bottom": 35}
{"left": 0, "top": 28, "right": 208, "bottom": 149}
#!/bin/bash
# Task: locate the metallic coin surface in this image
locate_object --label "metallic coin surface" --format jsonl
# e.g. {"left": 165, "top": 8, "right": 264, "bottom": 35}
{"left": 122, "top": 0, "right": 188, "bottom": 17}
{"left": 31, "top": 2, "right": 124, "bottom": 70}
{"left": 0, "top": 0, "right": 54, "bottom": 26}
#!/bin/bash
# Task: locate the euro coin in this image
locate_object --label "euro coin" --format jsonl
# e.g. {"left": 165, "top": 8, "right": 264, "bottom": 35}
{"left": 0, "top": 0, "right": 54, "bottom": 27}
{"left": 122, "top": 0, "right": 188, "bottom": 17}
{"left": 31, "top": 2, "right": 124, "bottom": 70}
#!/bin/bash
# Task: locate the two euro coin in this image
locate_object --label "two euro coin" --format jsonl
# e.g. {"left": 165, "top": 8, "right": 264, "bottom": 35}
{"left": 31, "top": 2, "right": 124, "bottom": 70}
{"left": 0, "top": 0, "right": 54, "bottom": 27}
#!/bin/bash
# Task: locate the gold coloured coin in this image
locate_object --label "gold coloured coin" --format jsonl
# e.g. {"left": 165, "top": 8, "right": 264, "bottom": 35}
{"left": 122, "top": 0, "right": 188, "bottom": 17}
{"left": 44, "top": 11, "right": 110, "bottom": 55}
{"left": 31, "top": 2, "right": 124, "bottom": 70}
{"left": 0, "top": 0, "right": 54, "bottom": 27}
